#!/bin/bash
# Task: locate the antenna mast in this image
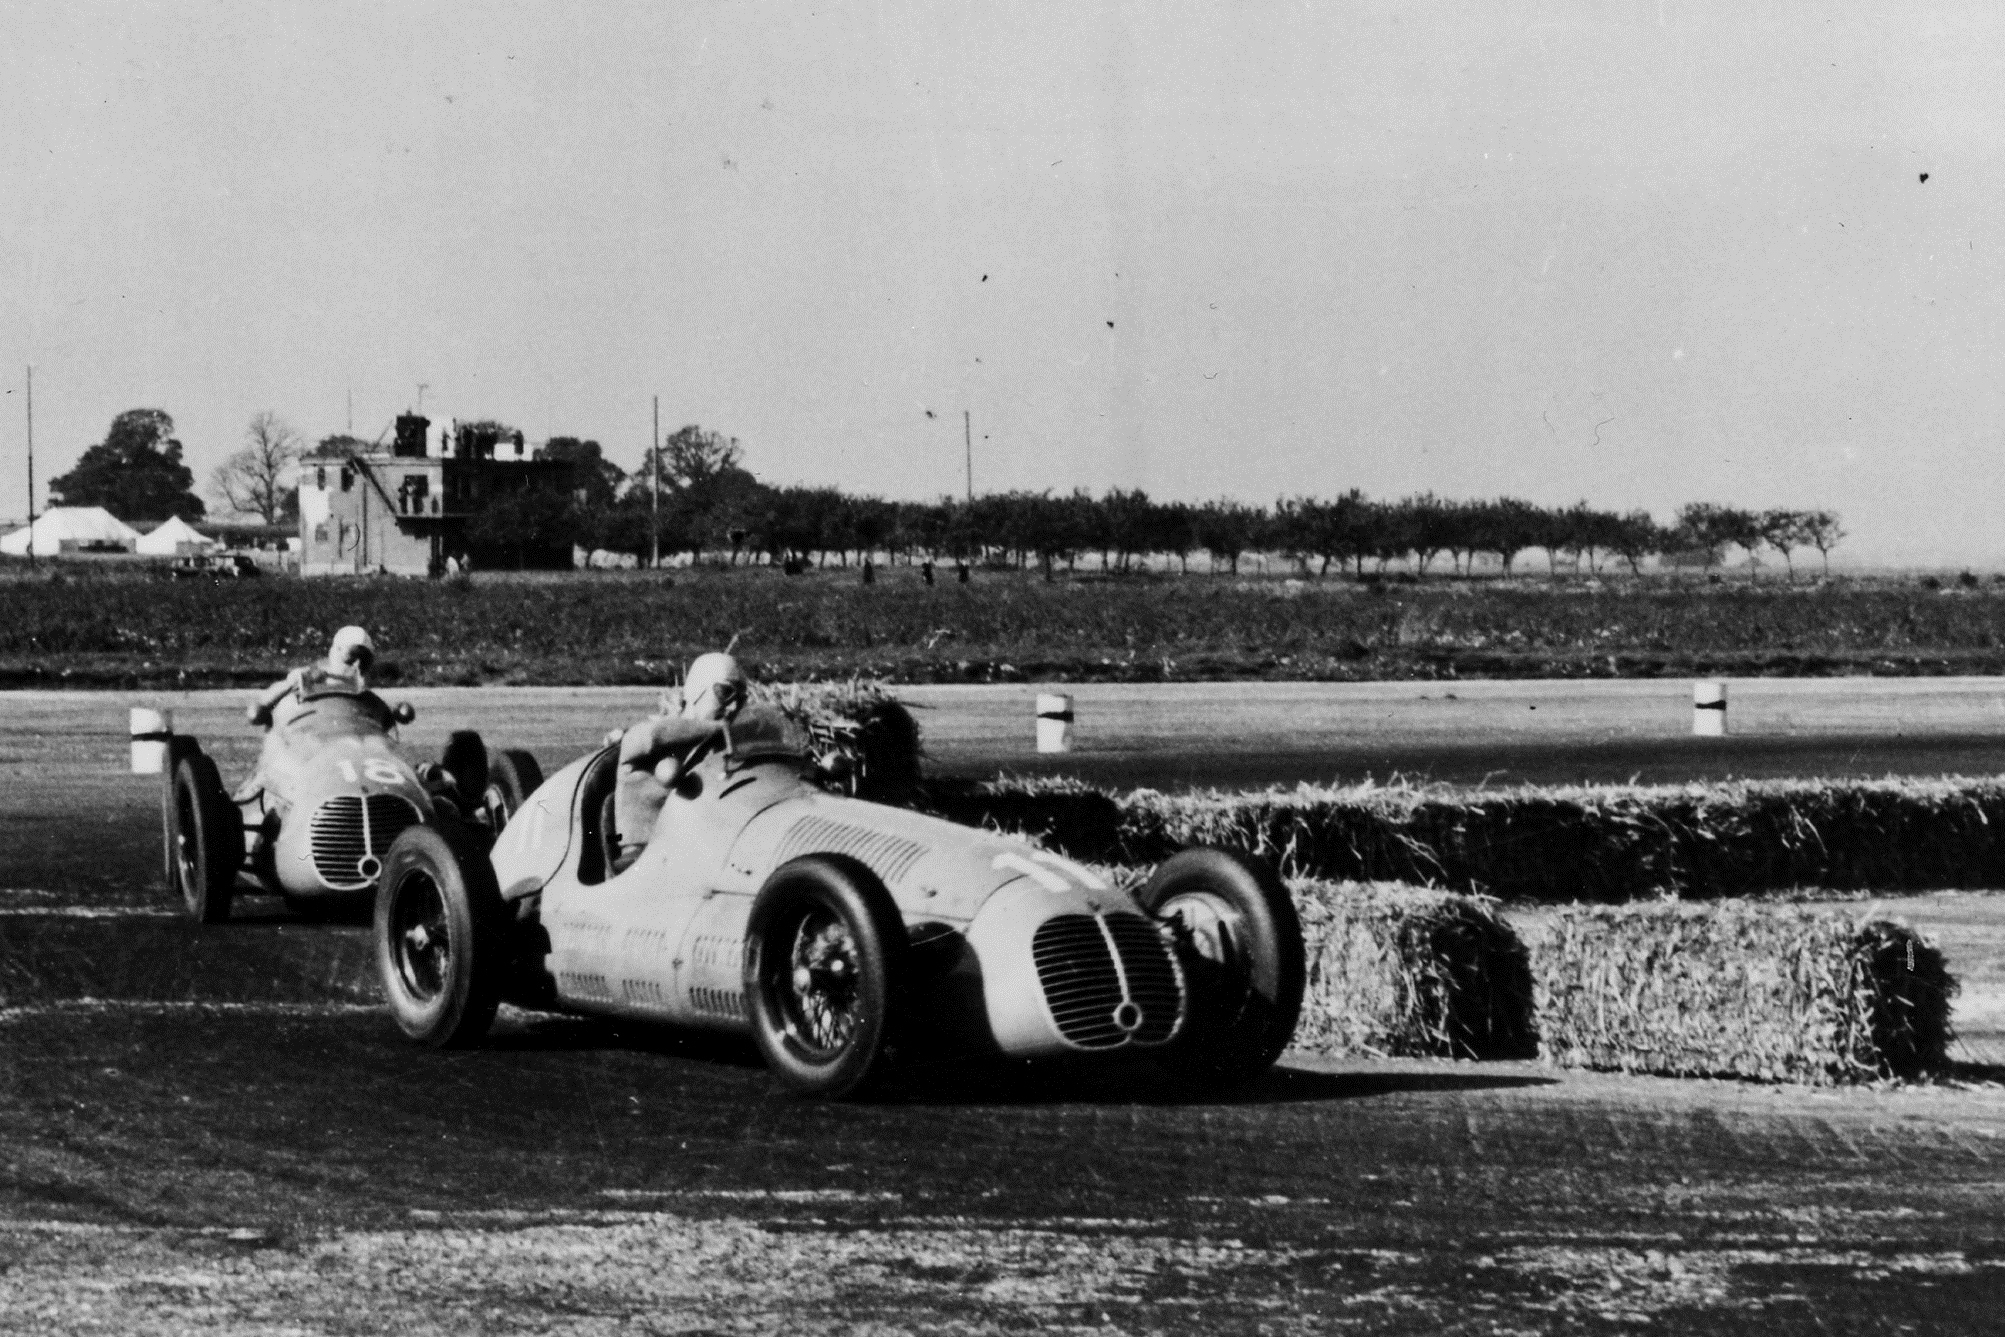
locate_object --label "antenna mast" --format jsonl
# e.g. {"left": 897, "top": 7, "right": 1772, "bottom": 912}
{"left": 24, "top": 366, "right": 34, "bottom": 572}
{"left": 651, "top": 397, "right": 661, "bottom": 570}
{"left": 964, "top": 409, "right": 972, "bottom": 502}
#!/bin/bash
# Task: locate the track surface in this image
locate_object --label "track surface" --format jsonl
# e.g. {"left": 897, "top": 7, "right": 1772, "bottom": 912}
{"left": 5, "top": 682, "right": 2005, "bottom": 1332}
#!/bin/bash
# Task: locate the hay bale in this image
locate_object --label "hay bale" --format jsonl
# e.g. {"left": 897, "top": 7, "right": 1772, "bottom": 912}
{"left": 954, "top": 775, "right": 2005, "bottom": 902}
{"left": 756, "top": 681, "right": 922, "bottom": 804}
{"left": 1290, "top": 880, "right": 1535, "bottom": 1061}
{"left": 1530, "top": 901, "right": 1956, "bottom": 1084}
{"left": 919, "top": 775, "right": 1129, "bottom": 862}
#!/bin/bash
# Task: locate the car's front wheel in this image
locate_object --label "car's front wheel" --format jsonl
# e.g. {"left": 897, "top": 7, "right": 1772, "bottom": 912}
{"left": 163, "top": 742, "right": 243, "bottom": 923}
{"left": 375, "top": 818, "right": 507, "bottom": 1047}
{"left": 1135, "top": 847, "right": 1306, "bottom": 1092}
{"left": 743, "top": 855, "right": 907, "bottom": 1099}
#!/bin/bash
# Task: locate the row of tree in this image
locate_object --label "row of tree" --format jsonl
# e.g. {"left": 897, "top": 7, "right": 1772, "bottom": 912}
{"left": 39, "top": 408, "right": 1847, "bottom": 578}
{"left": 508, "top": 430, "right": 1846, "bottom": 578}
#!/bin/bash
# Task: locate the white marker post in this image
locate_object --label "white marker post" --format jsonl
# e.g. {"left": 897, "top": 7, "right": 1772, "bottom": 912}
{"left": 130, "top": 707, "right": 173, "bottom": 774}
{"left": 1692, "top": 681, "right": 1727, "bottom": 737}
{"left": 1035, "top": 692, "right": 1074, "bottom": 753}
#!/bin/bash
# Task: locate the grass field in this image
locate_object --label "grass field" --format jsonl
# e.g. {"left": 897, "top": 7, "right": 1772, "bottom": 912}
{"left": 8, "top": 563, "right": 2005, "bottom": 688}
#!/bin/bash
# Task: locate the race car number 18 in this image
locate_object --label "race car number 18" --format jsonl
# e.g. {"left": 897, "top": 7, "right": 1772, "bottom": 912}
{"left": 335, "top": 758, "right": 405, "bottom": 786}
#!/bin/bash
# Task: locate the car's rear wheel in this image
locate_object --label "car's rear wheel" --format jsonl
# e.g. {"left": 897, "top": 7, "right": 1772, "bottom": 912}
{"left": 375, "top": 818, "right": 506, "bottom": 1047}
{"left": 1135, "top": 847, "right": 1305, "bottom": 1092}
{"left": 440, "top": 731, "right": 489, "bottom": 819}
{"left": 744, "top": 855, "right": 907, "bottom": 1099}
{"left": 479, "top": 748, "right": 542, "bottom": 834}
{"left": 163, "top": 743, "right": 243, "bottom": 924}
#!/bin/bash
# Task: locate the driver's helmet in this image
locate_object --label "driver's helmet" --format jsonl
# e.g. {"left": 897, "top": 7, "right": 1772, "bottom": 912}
{"left": 328, "top": 625, "right": 376, "bottom": 674}
{"left": 681, "top": 653, "right": 747, "bottom": 722}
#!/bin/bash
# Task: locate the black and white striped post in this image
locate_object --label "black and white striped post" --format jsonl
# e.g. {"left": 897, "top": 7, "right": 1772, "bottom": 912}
{"left": 1036, "top": 692, "right": 1075, "bottom": 753}
{"left": 1692, "top": 681, "right": 1727, "bottom": 737}
{"left": 130, "top": 707, "right": 173, "bottom": 774}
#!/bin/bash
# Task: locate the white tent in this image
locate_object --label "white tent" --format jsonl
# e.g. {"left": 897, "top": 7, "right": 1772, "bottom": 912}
{"left": 0, "top": 507, "right": 143, "bottom": 556}
{"left": 135, "top": 516, "right": 221, "bottom": 556}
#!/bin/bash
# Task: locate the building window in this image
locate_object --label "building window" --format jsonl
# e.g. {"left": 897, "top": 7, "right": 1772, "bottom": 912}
{"left": 316, "top": 466, "right": 327, "bottom": 489}
{"left": 406, "top": 474, "right": 429, "bottom": 498}
{"left": 340, "top": 468, "right": 353, "bottom": 492}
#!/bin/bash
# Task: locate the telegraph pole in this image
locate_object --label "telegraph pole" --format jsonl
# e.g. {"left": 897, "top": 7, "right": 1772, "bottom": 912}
{"left": 964, "top": 409, "right": 973, "bottom": 502}
{"left": 24, "top": 366, "right": 34, "bottom": 571}
{"left": 650, "top": 396, "right": 660, "bottom": 570}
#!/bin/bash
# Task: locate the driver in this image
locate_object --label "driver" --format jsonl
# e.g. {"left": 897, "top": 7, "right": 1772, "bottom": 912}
{"left": 235, "top": 626, "right": 377, "bottom": 802}
{"left": 246, "top": 625, "right": 375, "bottom": 728}
{"left": 609, "top": 652, "right": 747, "bottom": 873}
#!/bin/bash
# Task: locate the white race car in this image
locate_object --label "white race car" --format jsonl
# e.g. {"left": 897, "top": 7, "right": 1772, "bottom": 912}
{"left": 375, "top": 706, "right": 1305, "bottom": 1098}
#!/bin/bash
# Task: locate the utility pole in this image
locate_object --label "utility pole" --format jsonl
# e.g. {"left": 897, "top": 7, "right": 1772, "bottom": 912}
{"left": 24, "top": 366, "right": 34, "bottom": 571}
{"left": 347, "top": 386, "right": 354, "bottom": 434}
{"left": 650, "top": 396, "right": 660, "bottom": 570}
{"left": 964, "top": 409, "right": 973, "bottom": 502}
{"left": 416, "top": 383, "right": 428, "bottom": 414}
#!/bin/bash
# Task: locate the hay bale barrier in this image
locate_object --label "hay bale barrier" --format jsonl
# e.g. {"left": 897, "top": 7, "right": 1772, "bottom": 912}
{"left": 1290, "top": 880, "right": 1535, "bottom": 1061}
{"left": 758, "top": 680, "right": 924, "bottom": 804}
{"left": 950, "top": 775, "right": 2005, "bottom": 902}
{"left": 1530, "top": 902, "right": 1956, "bottom": 1084}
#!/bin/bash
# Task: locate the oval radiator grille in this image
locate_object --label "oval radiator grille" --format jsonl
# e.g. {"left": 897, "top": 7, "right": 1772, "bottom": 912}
{"left": 1031, "top": 912, "right": 1184, "bottom": 1049}
{"left": 308, "top": 794, "right": 423, "bottom": 890}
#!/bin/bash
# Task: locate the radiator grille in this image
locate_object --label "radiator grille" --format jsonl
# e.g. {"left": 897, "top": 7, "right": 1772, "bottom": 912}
{"left": 773, "top": 815, "right": 928, "bottom": 885}
{"left": 1031, "top": 912, "right": 1184, "bottom": 1049}
{"left": 308, "top": 794, "right": 423, "bottom": 890}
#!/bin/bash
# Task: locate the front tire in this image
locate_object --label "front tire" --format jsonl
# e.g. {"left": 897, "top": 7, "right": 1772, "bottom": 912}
{"left": 163, "top": 743, "right": 243, "bottom": 923}
{"left": 375, "top": 818, "right": 507, "bottom": 1047}
{"left": 743, "top": 855, "right": 907, "bottom": 1099}
{"left": 1135, "top": 848, "right": 1306, "bottom": 1091}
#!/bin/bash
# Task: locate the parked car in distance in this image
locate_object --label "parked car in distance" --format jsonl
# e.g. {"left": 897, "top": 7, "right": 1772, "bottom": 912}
{"left": 166, "top": 552, "right": 262, "bottom": 580}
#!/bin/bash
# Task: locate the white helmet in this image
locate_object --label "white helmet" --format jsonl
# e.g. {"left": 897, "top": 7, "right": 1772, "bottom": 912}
{"left": 329, "top": 625, "right": 376, "bottom": 669}
{"left": 681, "top": 652, "right": 747, "bottom": 721}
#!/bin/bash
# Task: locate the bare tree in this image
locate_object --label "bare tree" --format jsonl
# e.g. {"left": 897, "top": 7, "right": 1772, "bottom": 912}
{"left": 212, "top": 411, "right": 302, "bottom": 523}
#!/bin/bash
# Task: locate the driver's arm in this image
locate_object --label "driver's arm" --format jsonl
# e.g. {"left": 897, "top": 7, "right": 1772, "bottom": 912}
{"left": 246, "top": 669, "right": 303, "bottom": 726}
{"left": 618, "top": 715, "right": 725, "bottom": 781}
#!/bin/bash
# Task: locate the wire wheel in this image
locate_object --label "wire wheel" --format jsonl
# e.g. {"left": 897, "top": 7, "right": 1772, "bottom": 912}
{"left": 744, "top": 855, "right": 907, "bottom": 1099}
{"left": 775, "top": 908, "right": 864, "bottom": 1058}
{"left": 388, "top": 867, "right": 451, "bottom": 1004}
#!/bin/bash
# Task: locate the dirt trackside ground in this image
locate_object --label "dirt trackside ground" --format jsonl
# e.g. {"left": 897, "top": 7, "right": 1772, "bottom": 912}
{"left": 2, "top": 1003, "right": 2004, "bottom": 1335}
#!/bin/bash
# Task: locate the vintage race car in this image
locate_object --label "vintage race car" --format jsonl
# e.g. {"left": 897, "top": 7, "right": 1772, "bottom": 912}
{"left": 161, "top": 682, "right": 541, "bottom": 922}
{"left": 374, "top": 706, "right": 1306, "bottom": 1098}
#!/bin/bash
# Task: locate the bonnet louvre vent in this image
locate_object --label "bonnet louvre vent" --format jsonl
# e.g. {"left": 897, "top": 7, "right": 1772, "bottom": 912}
{"left": 774, "top": 815, "right": 927, "bottom": 885}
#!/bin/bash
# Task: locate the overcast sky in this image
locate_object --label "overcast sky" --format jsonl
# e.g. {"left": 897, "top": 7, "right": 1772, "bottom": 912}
{"left": 4, "top": 2, "right": 2001, "bottom": 563}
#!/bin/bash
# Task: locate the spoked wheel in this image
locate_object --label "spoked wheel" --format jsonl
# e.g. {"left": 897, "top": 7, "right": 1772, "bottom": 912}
{"left": 162, "top": 742, "right": 243, "bottom": 924}
{"left": 744, "top": 855, "right": 907, "bottom": 1099}
{"left": 477, "top": 748, "right": 542, "bottom": 834}
{"left": 374, "top": 818, "right": 506, "bottom": 1047}
{"left": 1134, "top": 848, "right": 1306, "bottom": 1092}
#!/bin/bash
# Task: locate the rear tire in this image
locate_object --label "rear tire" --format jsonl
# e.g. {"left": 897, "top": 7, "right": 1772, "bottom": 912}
{"left": 1135, "top": 848, "right": 1305, "bottom": 1092}
{"left": 479, "top": 747, "right": 542, "bottom": 834}
{"left": 744, "top": 855, "right": 907, "bottom": 1099}
{"left": 163, "top": 743, "right": 243, "bottom": 924}
{"left": 441, "top": 731, "right": 490, "bottom": 819}
{"left": 375, "top": 817, "right": 506, "bottom": 1047}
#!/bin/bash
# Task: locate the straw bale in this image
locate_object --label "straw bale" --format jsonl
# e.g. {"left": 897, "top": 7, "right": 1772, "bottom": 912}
{"left": 1529, "top": 901, "right": 1955, "bottom": 1083}
{"left": 1289, "top": 880, "right": 1535, "bottom": 1060}
{"left": 945, "top": 775, "right": 2005, "bottom": 901}
{"left": 757, "top": 681, "right": 923, "bottom": 804}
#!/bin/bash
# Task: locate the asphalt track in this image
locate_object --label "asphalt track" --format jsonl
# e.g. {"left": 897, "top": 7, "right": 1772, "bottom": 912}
{"left": 5, "top": 681, "right": 2005, "bottom": 1332}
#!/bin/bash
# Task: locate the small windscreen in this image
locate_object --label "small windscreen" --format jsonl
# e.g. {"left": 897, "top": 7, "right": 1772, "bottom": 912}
{"left": 724, "top": 706, "right": 811, "bottom": 764}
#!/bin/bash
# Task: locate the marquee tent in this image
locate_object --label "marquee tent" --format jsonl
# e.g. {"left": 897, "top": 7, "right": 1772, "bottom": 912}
{"left": 135, "top": 516, "right": 221, "bottom": 556}
{"left": 0, "top": 507, "right": 143, "bottom": 556}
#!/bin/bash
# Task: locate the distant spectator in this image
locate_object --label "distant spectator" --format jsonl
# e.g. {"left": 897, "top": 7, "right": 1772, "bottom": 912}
{"left": 921, "top": 560, "right": 934, "bottom": 586}
{"left": 956, "top": 562, "right": 970, "bottom": 585}
{"left": 862, "top": 558, "right": 875, "bottom": 585}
